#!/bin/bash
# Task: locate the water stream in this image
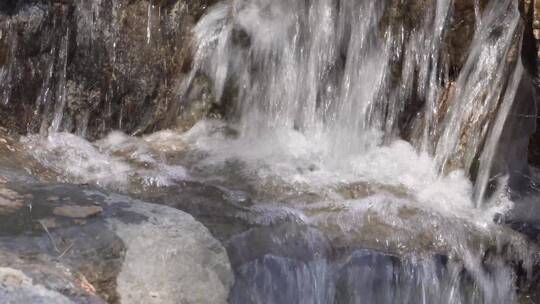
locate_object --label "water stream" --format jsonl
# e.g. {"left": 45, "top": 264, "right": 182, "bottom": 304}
{"left": 5, "top": 0, "right": 540, "bottom": 303}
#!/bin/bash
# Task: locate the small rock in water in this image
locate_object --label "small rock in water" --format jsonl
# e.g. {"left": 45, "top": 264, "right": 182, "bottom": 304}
{"left": 53, "top": 205, "right": 103, "bottom": 219}
{"left": 73, "top": 219, "right": 87, "bottom": 225}
{"left": 0, "top": 197, "right": 23, "bottom": 210}
{"left": 0, "top": 188, "right": 24, "bottom": 200}
{"left": 0, "top": 188, "right": 24, "bottom": 211}
{"left": 38, "top": 218, "right": 58, "bottom": 229}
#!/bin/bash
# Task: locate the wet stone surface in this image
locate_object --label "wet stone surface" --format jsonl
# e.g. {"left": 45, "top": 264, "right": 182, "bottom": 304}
{"left": 0, "top": 175, "right": 233, "bottom": 304}
{"left": 0, "top": 182, "right": 125, "bottom": 303}
{"left": 0, "top": 0, "right": 219, "bottom": 139}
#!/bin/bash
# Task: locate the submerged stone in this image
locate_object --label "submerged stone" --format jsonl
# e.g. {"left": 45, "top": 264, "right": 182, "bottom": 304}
{"left": 53, "top": 205, "right": 103, "bottom": 218}
{"left": 0, "top": 187, "right": 23, "bottom": 212}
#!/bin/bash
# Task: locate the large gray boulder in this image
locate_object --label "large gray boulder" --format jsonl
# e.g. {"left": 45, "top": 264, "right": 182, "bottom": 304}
{"left": 107, "top": 193, "right": 234, "bottom": 304}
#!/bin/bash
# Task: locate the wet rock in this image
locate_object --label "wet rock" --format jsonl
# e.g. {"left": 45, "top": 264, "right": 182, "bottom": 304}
{"left": 0, "top": 0, "right": 501, "bottom": 141}
{"left": 38, "top": 217, "right": 58, "bottom": 229}
{"left": 138, "top": 181, "right": 254, "bottom": 242}
{"left": 228, "top": 221, "right": 515, "bottom": 304}
{"left": 228, "top": 223, "right": 333, "bottom": 304}
{"left": 0, "top": 187, "right": 23, "bottom": 212}
{"left": 0, "top": 250, "right": 107, "bottom": 303}
{"left": 0, "top": 180, "right": 233, "bottom": 304}
{"left": 0, "top": 198, "right": 22, "bottom": 211}
{"left": 331, "top": 250, "right": 490, "bottom": 304}
{"left": 0, "top": 267, "right": 79, "bottom": 304}
{"left": 53, "top": 205, "right": 103, "bottom": 218}
{"left": 0, "top": 0, "right": 218, "bottom": 139}
{"left": 490, "top": 73, "right": 537, "bottom": 191}
{"left": 514, "top": 0, "right": 540, "bottom": 182}
{"left": 109, "top": 194, "right": 234, "bottom": 304}
{"left": 518, "top": 0, "right": 540, "bottom": 172}
{"left": 520, "top": 0, "right": 540, "bottom": 83}
{"left": 384, "top": 0, "right": 488, "bottom": 78}
{"left": 0, "top": 128, "right": 60, "bottom": 182}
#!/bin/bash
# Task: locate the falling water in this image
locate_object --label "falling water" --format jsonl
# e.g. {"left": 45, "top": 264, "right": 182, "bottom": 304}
{"left": 473, "top": 62, "right": 524, "bottom": 207}
{"left": 0, "top": 20, "right": 15, "bottom": 106}
{"left": 147, "top": 3, "right": 153, "bottom": 44}
{"left": 171, "top": 1, "right": 532, "bottom": 301}
{"left": 49, "top": 28, "right": 70, "bottom": 133}
{"left": 434, "top": 0, "right": 521, "bottom": 177}
{"left": 188, "top": 0, "right": 523, "bottom": 202}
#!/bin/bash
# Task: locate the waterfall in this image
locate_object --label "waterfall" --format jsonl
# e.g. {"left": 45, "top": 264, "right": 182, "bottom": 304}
{"left": 188, "top": 0, "right": 524, "bottom": 204}
{"left": 49, "top": 27, "right": 70, "bottom": 134}
{"left": 434, "top": 0, "right": 521, "bottom": 176}
{"left": 474, "top": 63, "right": 524, "bottom": 207}
{"left": 0, "top": 19, "right": 15, "bottom": 106}
{"left": 3, "top": 1, "right": 539, "bottom": 303}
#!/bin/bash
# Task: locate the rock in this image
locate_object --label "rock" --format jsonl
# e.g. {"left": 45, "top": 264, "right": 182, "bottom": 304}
{"left": 228, "top": 223, "right": 515, "bottom": 304}
{"left": 0, "top": 198, "right": 23, "bottom": 211}
{"left": 0, "top": 180, "right": 233, "bottom": 304}
{"left": 0, "top": 250, "right": 107, "bottom": 304}
{"left": 0, "top": 0, "right": 499, "bottom": 141}
{"left": 518, "top": 0, "right": 540, "bottom": 172}
{"left": 137, "top": 181, "right": 254, "bottom": 242}
{"left": 0, "top": 267, "right": 77, "bottom": 304}
{"left": 0, "top": 0, "right": 218, "bottom": 139}
{"left": 38, "top": 217, "right": 58, "bottom": 229}
{"left": 108, "top": 194, "right": 234, "bottom": 304}
{"left": 53, "top": 205, "right": 103, "bottom": 218}
{"left": 0, "top": 187, "right": 24, "bottom": 212}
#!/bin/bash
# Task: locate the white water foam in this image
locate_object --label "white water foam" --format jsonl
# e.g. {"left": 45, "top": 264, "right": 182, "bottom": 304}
{"left": 182, "top": 120, "right": 513, "bottom": 225}
{"left": 21, "top": 118, "right": 512, "bottom": 228}
{"left": 22, "top": 131, "right": 189, "bottom": 190}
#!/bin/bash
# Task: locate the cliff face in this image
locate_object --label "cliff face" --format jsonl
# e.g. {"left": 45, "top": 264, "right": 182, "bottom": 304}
{"left": 0, "top": 0, "right": 217, "bottom": 139}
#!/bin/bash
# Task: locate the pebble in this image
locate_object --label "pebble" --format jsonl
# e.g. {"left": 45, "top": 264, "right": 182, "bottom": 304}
{"left": 53, "top": 205, "right": 103, "bottom": 219}
{"left": 0, "top": 188, "right": 24, "bottom": 210}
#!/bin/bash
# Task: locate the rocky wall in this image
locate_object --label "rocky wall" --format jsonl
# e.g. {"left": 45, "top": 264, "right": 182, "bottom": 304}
{"left": 0, "top": 0, "right": 217, "bottom": 139}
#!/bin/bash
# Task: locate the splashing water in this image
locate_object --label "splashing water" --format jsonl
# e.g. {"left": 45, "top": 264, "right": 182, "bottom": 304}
{"left": 22, "top": 131, "right": 189, "bottom": 190}
{"left": 19, "top": 118, "right": 535, "bottom": 303}
{"left": 187, "top": 0, "right": 522, "bottom": 202}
